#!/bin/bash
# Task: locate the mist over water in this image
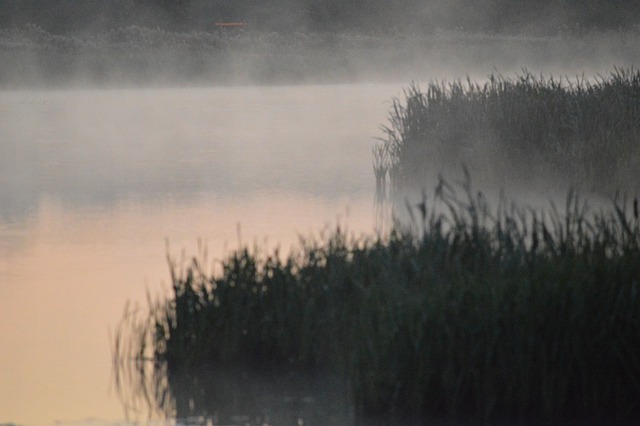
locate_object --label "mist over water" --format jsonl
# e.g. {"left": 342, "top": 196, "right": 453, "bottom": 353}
{"left": 0, "top": 83, "right": 397, "bottom": 425}
{"left": 3, "top": 26, "right": 640, "bottom": 88}
{"left": 2, "top": 1, "right": 640, "bottom": 424}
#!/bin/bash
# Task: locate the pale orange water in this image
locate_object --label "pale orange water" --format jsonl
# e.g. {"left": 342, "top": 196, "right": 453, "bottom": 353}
{"left": 0, "top": 84, "right": 397, "bottom": 425}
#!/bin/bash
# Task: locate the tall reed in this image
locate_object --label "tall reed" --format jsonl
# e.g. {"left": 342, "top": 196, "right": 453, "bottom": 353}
{"left": 122, "top": 175, "right": 640, "bottom": 424}
{"left": 380, "top": 69, "right": 640, "bottom": 195}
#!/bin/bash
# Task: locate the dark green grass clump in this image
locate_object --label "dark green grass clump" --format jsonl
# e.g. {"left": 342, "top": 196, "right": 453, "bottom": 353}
{"left": 139, "top": 178, "right": 640, "bottom": 424}
{"left": 379, "top": 69, "right": 640, "bottom": 195}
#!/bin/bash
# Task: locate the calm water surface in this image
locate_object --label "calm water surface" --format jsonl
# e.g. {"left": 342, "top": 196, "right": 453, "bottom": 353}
{"left": 0, "top": 84, "right": 398, "bottom": 425}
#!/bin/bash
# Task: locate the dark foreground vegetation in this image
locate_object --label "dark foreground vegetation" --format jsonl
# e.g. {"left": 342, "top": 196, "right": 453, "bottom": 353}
{"left": 118, "top": 174, "right": 640, "bottom": 424}
{"left": 378, "top": 69, "right": 640, "bottom": 197}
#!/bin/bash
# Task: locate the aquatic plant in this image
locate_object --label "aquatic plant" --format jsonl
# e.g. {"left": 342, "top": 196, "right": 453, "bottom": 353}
{"left": 119, "top": 175, "right": 640, "bottom": 424}
{"left": 380, "top": 69, "right": 640, "bottom": 195}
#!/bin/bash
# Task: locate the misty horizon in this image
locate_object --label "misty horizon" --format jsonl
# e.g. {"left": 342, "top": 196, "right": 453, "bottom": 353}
{"left": 2, "top": 1, "right": 640, "bottom": 425}
{"left": 2, "top": 0, "right": 640, "bottom": 35}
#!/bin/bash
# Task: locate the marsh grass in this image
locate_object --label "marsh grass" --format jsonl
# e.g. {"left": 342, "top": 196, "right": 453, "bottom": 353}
{"left": 118, "top": 175, "right": 640, "bottom": 424}
{"left": 380, "top": 69, "right": 640, "bottom": 195}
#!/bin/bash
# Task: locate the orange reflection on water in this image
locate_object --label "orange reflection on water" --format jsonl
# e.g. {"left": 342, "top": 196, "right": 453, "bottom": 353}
{"left": 0, "top": 191, "right": 374, "bottom": 425}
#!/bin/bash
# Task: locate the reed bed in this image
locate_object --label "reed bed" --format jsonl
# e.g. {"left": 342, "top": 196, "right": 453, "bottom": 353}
{"left": 123, "top": 175, "right": 640, "bottom": 424}
{"left": 379, "top": 69, "right": 640, "bottom": 196}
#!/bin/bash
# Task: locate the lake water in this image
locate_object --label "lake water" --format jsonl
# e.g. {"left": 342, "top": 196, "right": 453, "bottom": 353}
{"left": 0, "top": 84, "right": 399, "bottom": 425}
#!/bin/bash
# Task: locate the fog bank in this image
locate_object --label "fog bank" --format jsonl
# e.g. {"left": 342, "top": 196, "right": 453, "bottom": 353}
{"left": 2, "top": 26, "right": 640, "bottom": 88}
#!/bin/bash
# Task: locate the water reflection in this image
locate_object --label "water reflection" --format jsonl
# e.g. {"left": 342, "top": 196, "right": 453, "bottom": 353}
{"left": 0, "top": 84, "right": 393, "bottom": 424}
{"left": 114, "top": 359, "right": 355, "bottom": 425}
{"left": 110, "top": 239, "right": 358, "bottom": 426}
{"left": 0, "top": 86, "right": 394, "bottom": 224}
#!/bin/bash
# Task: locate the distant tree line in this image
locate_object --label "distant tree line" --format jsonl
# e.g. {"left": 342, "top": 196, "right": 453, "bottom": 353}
{"left": 1, "top": 0, "right": 639, "bottom": 34}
